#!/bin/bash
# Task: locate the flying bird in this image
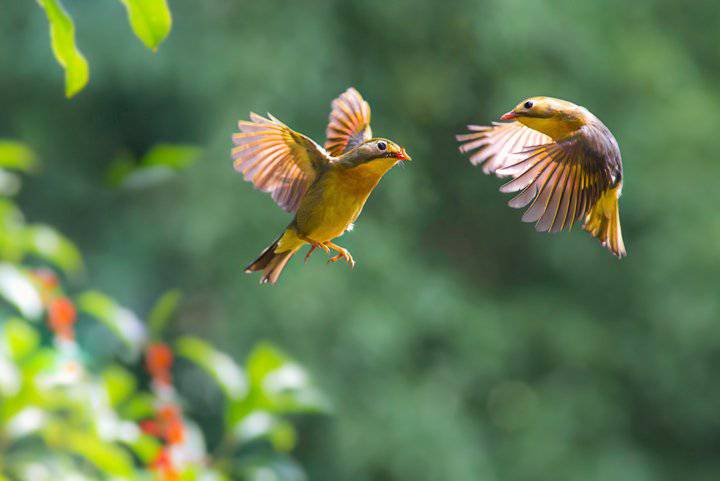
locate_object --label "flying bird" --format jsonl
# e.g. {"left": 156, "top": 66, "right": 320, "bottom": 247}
{"left": 233, "top": 88, "right": 411, "bottom": 284}
{"left": 457, "top": 97, "right": 626, "bottom": 257}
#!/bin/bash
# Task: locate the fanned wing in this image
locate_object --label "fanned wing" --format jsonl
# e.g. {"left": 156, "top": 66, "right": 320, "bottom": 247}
{"left": 324, "top": 87, "right": 372, "bottom": 156}
{"left": 232, "top": 113, "right": 331, "bottom": 213}
{"left": 497, "top": 131, "right": 618, "bottom": 235}
{"left": 457, "top": 121, "right": 551, "bottom": 176}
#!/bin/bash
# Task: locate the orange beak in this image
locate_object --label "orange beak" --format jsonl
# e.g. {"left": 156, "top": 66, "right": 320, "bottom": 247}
{"left": 500, "top": 111, "right": 517, "bottom": 120}
{"left": 395, "top": 148, "right": 411, "bottom": 161}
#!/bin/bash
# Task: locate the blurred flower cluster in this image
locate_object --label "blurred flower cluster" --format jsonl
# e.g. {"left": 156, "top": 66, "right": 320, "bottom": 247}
{"left": 0, "top": 141, "right": 327, "bottom": 481}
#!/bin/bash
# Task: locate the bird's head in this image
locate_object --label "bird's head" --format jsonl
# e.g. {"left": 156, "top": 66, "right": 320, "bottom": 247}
{"left": 500, "top": 97, "right": 586, "bottom": 139}
{"left": 344, "top": 138, "right": 411, "bottom": 167}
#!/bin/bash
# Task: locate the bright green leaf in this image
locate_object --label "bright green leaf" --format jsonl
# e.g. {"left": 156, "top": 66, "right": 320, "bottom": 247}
{"left": 176, "top": 336, "right": 248, "bottom": 400}
{"left": 77, "top": 290, "right": 147, "bottom": 359}
{"left": 0, "top": 264, "right": 43, "bottom": 321}
{"left": 148, "top": 288, "right": 182, "bottom": 338}
{"left": 24, "top": 224, "right": 83, "bottom": 276}
{"left": 0, "top": 141, "right": 38, "bottom": 172}
{"left": 233, "top": 411, "right": 297, "bottom": 452}
{"left": 142, "top": 144, "right": 201, "bottom": 170}
{"left": 119, "top": 0, "right": 172, "bottom": 52}
{"left": 121, "top": 392, "right": 156, "bottom": 420}
{"left": 1, "top": 317, "right": 40, "bottom": 360}
{"left": 102, "top": 365, "right": 137, "bottom": 406}
{"left": 36, "top": 0, "right": 89, "bottom": 98}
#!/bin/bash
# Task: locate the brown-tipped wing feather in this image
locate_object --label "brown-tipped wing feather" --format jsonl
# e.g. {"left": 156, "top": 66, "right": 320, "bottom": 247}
{"left": 325, "top": 87, "right": 372, "bottom": 156}
{"left": 496, "top": 123, "right": 624, "bottom": 253}
{"left": 457, "top": 122, "right": 551, "bottom": 176}
{"left": 232, "top": 113, "right": 331, "bottom": 213}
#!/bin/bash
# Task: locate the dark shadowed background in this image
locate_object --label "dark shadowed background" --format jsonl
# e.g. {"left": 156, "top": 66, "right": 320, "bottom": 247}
{"left": 2, "top": 1, "right": 720, "bottom": 480}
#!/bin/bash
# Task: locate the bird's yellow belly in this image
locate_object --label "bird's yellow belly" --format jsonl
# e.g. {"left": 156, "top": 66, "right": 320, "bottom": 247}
{"left": 295, "top": 168, "right": 381, "bottom": 242}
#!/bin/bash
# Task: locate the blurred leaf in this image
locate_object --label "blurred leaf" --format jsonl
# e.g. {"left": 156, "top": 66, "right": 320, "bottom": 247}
{"left": 233, "top": 411, "right": 297, "bottom": 452}
{"left": 44, "top": 425, "right": 135, "bottom": 477}
{"left": 0, "top": 199, "right": 26, "bottom": 263}
{"left": 176, "top": 336, "right": 248, "bottom": 400}
{"left": 109, "top": 144, "right": 202, "bottom": 189}
{"left": 238, "top": 453, "right": 307, "bottom": 481}
{"left": 126, "top": 432, "right": 162, "bottom": 463}
{"left": 121, "top": 392, "right": 156, "bottom": 420}
{"left": 0, "top": 141, "right": 38, "bottom": 172}
{"left": 246, "top": 342, "right": 328, "bottom": 414}
{"left": 148, "top": 288, "right": 182, "bottom": 338}
{"left": 0, "top": 355, "right": 20, "bottom": 396}
{"left": 1, "top": 317, "right": 40, "bottom": 360}
{"left": 142, "top": 144, "right": 201, "bottom": 170}
{"left": 119, "top": 0, "right": 172, "bottom": 52}
{"left": 24, "top": 224, "right": 83, "bottom": 276}
{"left": 77, "top": 290, "right": 147, "bottom": 360}
{"left": 0, "top": 170, "right": 22, "bottom": 197}
{"left": 0, "top": 264, "right": 43, "bottom": 320}
{"left": 102, "top": 365, "right": 136, "bottom": 406}
{"left": 36, "top": 0, "right": 89, "bottom": 98}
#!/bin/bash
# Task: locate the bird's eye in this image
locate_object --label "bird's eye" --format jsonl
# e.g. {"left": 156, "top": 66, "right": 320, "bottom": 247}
{"left": 377, "top": 141, "right": 387, "bottom": 151}
{"left": 524, "top": 101, "right": 534, "bottom": 109}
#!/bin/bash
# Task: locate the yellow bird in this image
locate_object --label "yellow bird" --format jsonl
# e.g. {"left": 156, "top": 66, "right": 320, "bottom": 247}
{"left": 457, "top": 97, "right": 626, "bottom": 257}
{"left": 233, "top": 88, "right": 411, "bottom": 284}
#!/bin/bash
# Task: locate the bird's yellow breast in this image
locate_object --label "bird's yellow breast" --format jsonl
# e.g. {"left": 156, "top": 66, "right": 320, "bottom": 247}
{"left": 295, "top": 159, "right": 395, "bottom": 241}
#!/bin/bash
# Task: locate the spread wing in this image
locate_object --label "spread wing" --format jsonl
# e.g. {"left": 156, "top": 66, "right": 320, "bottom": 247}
{"left": 232, "top": 113, "right": 331, "bottom": 213}
{"left": 496, "top": 124, "right": 622, "bottom": 234}
{"left": 457, "top": 121, "right": 551, "bottom": 176}
{"left": 324, "top": 87, "right": 372, "bottom": 156}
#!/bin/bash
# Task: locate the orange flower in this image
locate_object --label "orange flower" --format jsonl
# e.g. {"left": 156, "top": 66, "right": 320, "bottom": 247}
{"left": 150, "top": 447, "right": 181, "bottom": 481}
{"left": 48, "top": 297, "right": 76, "bottom": 340}
{"left": 140, "top": 404, "right": 185, "bottom": 445}
{"left": 146, "top": 343, "right": 173, "bottom": 386}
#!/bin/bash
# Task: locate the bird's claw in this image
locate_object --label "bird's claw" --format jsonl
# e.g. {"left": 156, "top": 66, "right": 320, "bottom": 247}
{"left": 304, "top": 240, "right": 330, "bottom": 263}
{"left": 327, "top": 249, "right": 355, "bottom": 268}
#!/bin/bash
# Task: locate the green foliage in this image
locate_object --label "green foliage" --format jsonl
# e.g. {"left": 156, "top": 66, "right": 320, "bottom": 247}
{"left": 36, "top": 0, "right": 89, "bottom": 98}
{"left": 0, "top": 163, "right": 324, "bottom": 481}
{"left": 108, "top": 144, "right": 203, "bottom": 189}
{"left": 119, "top": 0, "right": 172, "bottom": 52}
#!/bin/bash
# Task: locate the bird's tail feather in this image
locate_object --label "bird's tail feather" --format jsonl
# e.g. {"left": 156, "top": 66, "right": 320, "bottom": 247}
{"left": 244, "top": 231, "right": 301, "bottom": 284}
{"left": 583, "top": 183, "right": 626, "bottom": 258}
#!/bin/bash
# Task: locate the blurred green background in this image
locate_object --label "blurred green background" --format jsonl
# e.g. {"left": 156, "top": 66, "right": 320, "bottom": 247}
{"left": 2, "top": 0, "right": 720, "bottom": 480}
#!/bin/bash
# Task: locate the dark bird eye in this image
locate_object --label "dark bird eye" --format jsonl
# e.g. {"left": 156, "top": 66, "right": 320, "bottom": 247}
{"left": 524, "top": 101, "right": 534, "bottom": 109}
{"left": 377, "top": 141, "right": 387, "bottom": 151}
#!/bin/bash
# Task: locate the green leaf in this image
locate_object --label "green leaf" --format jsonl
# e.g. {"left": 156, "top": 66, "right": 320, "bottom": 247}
{"left": 1, "top": 317, "right": 40, "bottom": 360}
{"left": 127, "top": 433, "right": 162, "bottom": 463}
{"left": 101, "top": 365, "right": 137, "bottom": 406}
{"left": 233, "top": 411, "right": 297, "bottom": 452}
{"left": 36, "top": 0, "right": 89, "bottom": 98}
{"left": 148, "top": 288, "right": 182, "bottom": 338}
{"left": 0, "top": 141, "right": 38, "bottom": 172}
{"left": 142, "top": 144, "right": 201, "bottom": 170}
{"left": 77, "top": 291, "right": 147, "bottom": 359}
{"left": 176, "top": 336, "right": 248, "bottom": 400}
{"left": 119, "top": 0, "right": 172, "bottom": 52}
{"left": 120, "top": 392, "right": 156, "bottom": 420}
{"left": 24, "top": 224, "right": 83, "bottom": 276}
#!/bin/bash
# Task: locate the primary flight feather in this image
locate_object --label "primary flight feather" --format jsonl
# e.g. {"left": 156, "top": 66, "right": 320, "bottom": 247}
{"left": 232, "top": 88, "right": 411, "bottom": 284}
{"left": 457, "top": 96, "right": 626, "bottom": 257}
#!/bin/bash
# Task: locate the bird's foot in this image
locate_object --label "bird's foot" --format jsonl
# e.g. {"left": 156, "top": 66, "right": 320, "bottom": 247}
{"left": 302, "top": 238, "right": 330, "bottom": 263}
{"left": 325, "top": 241, "right": 355, "bottom": 268}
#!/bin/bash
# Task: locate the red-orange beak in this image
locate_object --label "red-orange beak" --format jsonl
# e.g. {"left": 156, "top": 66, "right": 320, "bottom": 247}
{"left": 500, "top": 111, "right": 517, "bottom": 120}
{"left": 395, "top": 148, "right": 411, "bottom": 161}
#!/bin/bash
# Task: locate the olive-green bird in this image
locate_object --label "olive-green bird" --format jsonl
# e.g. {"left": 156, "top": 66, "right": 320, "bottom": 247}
{"left": 233, "top": 88, "right": 411, "bottom": 284}
{"left": 457, "top": 97, "right": 626, "bottom": 257}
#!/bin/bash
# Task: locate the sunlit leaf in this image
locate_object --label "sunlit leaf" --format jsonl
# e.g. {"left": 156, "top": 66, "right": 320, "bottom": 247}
{"left": 0, "top": 264, "right": 43, "bottom": 320}
{"left": 77, "top": 290, "right": 147, "bottom": 360}
{"left": 233, "top": 410, "right": 297, "bottom": 452}
{"left": 43, "top": 424, "right": 135, "bottom": 477}
{"left": 176, "top": 336, "right": 248, "bottom": 400}
{"left": 109, "top": 144, "right": 202, "bottom": 189}
{"left": 119, "top": 0, "right": 172, "bottom": 52}
{"left": 5, "top": 407, "right": 47, "bottom": 439}
{"left": 0, "top": 199, "right": 26, "bottom": 263}
{"left": 36, "top": 0, "right": 89, "bottom": 98}
{"left": 246, "top": 342, "right": 329, "bottom": 414}
{"left": 120, "top": 392, "right": 156, "bottom": 420}
{"left": 102, "top": 365, "right": 136, "bottom": 406}
{"left": 24, "top": 224, "right": 83, "bottom": 276}
{"left": 1, "top": 317, "right": 40, "bottom": 360}
{"left": 142, "top": 144, "right": 201, "bottom": 170}
{"left": 239, "top": 453, "right": 308, "bottom": 481}
{"left": 0, "top": 170, "right": 22, "bottom": 197}
{"left": 0, "top": 141, "right": 38, "bottom": 172}
{"left": 148, "top": 288, "right": 182, "bottom": 338}
{"left": 126, "top": 432, "right": 162, "bottom": 463}
{"left": 0, "top": 355, "right": 20, "bottom": 396}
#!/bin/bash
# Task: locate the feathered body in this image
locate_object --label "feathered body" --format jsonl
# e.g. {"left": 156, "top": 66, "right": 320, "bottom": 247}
{"left": 233, "top": 88, "right": 410, "bottom": 284}
{"left": 457, "top": 96, "right": 626, "bottom": 257}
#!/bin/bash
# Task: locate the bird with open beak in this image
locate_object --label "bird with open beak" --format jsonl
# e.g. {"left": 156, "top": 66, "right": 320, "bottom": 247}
{"left": 457, "top": 96, "right": 626, "bottom": 257}
{"left": 233, "top": 88, "right": 411, "bottom": 284}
